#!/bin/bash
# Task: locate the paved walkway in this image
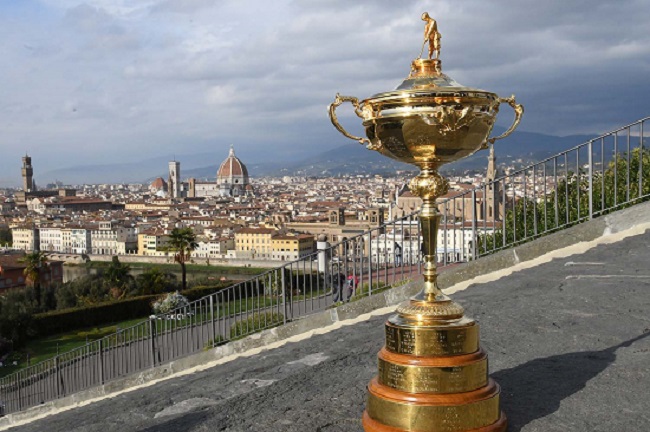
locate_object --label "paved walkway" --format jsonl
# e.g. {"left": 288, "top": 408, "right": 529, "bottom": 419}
{"left": 6, "top": 231, "right": 650, "bottom": 431}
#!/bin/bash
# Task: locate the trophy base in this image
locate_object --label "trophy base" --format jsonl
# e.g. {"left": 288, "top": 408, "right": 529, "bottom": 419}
{"left": 363, "top": 296, "right": 507, "bottom": 432}
{"left": 362, "top": 410, "right": 507, "bottom": 432}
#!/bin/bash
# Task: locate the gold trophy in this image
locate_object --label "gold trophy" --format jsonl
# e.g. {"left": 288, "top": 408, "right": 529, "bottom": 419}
{"left": 328, "top": 13, "right": 523, "bottom": 432}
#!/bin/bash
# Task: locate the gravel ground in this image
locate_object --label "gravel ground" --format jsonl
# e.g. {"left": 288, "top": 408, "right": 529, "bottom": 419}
{"left": 7, "top": 231, "right": 650, "bottom": 432}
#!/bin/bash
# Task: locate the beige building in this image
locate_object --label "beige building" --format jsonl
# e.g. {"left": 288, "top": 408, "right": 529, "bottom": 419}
{"left": 125, "top": 201, "right": 172, "bottom": 212}
{"left": 11, "top": 227, "right": 39, "bottom": 251}
{"left": 137, "top": 230, "right": 170, "bottom": 256}
{"left": 271, "top": 234, "right": 315, "bottom": 261}
{"left": 234, "top": 227, "right": 277, "bottom": 259}
{"left": 285, "top": 208, "right": 384, "bottom": 245}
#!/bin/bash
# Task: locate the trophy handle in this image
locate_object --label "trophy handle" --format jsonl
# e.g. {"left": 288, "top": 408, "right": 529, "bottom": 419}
{"left": 486, "top": 95, "right": 524, "bottom": 146}
{"left": 328, "top": 93, "right": 371, "bottom": 145}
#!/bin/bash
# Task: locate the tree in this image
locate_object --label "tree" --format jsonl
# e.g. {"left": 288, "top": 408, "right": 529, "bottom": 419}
{"left": 136, "top": 267, "right": 177, "bottom": 295}
{"left": 19, "top": 251, "right": 48, "bottom": 310}
{"left": 0, "top": 228, "right": 12, "bottom": 247}
{"left": 165, "top": 228, "right": 198, "bottom": 290}
{"left": 478, "top": 147, "right": 650, "bottom": 255}
{"left": 0, "top": 287, "right": 35, "bottom": 347}
{"left": 103, "top": 256, "right": 134, "bottom": 299}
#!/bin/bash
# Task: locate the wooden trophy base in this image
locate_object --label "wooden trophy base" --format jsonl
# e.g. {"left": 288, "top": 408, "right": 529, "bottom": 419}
{"left": 362, "top": 297, "right": 507, "bottom": 432}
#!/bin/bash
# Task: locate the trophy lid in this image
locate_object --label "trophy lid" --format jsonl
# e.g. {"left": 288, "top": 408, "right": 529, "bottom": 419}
{"left": 366, "top": 58, "right": 494, "bottom": 103}
{"left": 365, "top": 14, "right": 495, "bottom": 104}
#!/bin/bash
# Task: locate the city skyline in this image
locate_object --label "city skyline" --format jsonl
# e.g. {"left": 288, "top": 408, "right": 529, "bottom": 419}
{"left": 1, "top": 1, "right": 649, "bottom": 187}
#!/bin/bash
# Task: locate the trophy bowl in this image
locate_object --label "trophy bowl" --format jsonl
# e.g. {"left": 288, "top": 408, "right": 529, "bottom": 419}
{"left": 329, "top": 58, "right": 523, "bottom": 171}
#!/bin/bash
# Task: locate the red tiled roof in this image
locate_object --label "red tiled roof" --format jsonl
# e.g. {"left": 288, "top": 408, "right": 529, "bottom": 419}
{"left": 151, "top": 177, "right": 167, "bottom": 189}
{"left": 217, "top": 148, "right": 248, "bottom": 178}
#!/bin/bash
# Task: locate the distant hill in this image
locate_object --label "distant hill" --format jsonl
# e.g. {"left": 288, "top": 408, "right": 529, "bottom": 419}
{"left": 40, "top": 128, "right": 597, "bottom": 184}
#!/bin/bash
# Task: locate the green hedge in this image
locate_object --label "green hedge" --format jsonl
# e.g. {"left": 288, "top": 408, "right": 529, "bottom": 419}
{"left": 33, "top": 295, "right": 158, "bottom": 337}
{"left": 182, "top": 281, "right": 233, "bottom": 302}
{"left": 32, "top": 281, "right": 237, "bottom": 338}
{"left": 32, "top": 277, "right": 279, "bottom": 338}
{"left": 229, "top": 312, "right": 284, "bottom": 340}
{"left": 83, "top": 260, "right": 267, "bottom": 275}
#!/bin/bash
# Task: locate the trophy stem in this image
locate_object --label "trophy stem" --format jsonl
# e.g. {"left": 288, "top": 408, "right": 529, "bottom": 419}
{"left": 419, "top": 199, "right": 443, "bottom": 299}
{"left": 405, "top": 168, "right": 463, "bottom": 311}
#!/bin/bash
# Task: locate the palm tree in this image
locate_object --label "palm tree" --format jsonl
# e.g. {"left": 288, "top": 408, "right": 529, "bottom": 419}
{"left": 165, "top": 228, "right": 198, "bottom": 290}
{"left": 136, "top": 267, "right": 177, "bottom": 295}
{"left": 103, "top": 256, "right": 134, "bottom": 299}
{"left": 19, "top": 251, "right": 48, "bottom": 309}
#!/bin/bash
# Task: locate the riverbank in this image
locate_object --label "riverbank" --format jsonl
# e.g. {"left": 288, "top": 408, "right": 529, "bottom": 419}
{"left": 72, "top": 261, "right": 268, "bottom": 275}
{"left": 48, "top": 252, "right": 294, "bottom": 269}
{"left": 62, "top": 260, "right": 268, "bottom": 284}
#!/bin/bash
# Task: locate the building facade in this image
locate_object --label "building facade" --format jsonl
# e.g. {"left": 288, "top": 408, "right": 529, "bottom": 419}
{"left": 234, "top": 227, "right": 277, "bottom": 259}
{"left": 39, "top": 226, "right": 63, "bottom": 252}
{"left": 137, "top": 230, "right": 170, "bottom": 256}
{"left": 271, "top": 234, "right": 315, "bottom": 261}
{"left": 91, "top": 221, "right": 138, "bottom": 255}
{"left": 12, "top": 227, "right": 39, "bottom": 251}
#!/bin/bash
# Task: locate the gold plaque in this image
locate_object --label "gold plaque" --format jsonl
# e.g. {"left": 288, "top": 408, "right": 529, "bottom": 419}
{"left": 385, "top": 317, "right": 479, "bottom": 357}
{"left": 377, "top": 349, "right": 488, "bottom": 394}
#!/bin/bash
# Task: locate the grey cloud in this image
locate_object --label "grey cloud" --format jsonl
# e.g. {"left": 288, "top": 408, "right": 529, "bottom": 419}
{"left": 1, "top": 0, "right": 649, "bottom": 185}
{"left": 150, "top": 0, "right": 227, "bottom": 15}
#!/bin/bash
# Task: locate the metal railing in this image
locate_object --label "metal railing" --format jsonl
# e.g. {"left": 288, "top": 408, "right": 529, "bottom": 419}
{"left": 464, "top": 116, "right": 650, "bottom": 260}
{"left": 0, "top": 212, "right": 423, "bottom": 415}
{"left": 1, "top": 116, "right": 648, "bottom": 415}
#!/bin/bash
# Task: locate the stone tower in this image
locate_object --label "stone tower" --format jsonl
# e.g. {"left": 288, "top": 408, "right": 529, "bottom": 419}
{"left": 168, "top": 160, "right": 180, "bottom": 198}
{"left": 22, "top": 155, "right": 34, "bottom": 192}
{"left": 486, "top": 144, "right": 500, "bottom": 221}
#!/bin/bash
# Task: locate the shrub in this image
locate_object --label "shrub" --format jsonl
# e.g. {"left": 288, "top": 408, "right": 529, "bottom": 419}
{"left": 229, "top": 312, "right": 284, "bottom": 340}
{"left": 181, "top": 281, "right": 232, "bottom": 302}
{"left": 152, "top": 291, "right": 190, "bottom": 315}
{"left": 0, "top": 336, "right": 13, "bottom": 357}
{"left": 33, "top": 295, "right": 157, "bottom": 337}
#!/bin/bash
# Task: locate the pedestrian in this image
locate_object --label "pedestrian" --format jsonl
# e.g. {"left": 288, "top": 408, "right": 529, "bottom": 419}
{"left": 346, "top": 274, "right": 359, "bottom": 302}
{"left": 394, "top": 242, "right": 403, "bottom": 267}
{"left": 332, "top": 271, "right": 346, "bottom": 303}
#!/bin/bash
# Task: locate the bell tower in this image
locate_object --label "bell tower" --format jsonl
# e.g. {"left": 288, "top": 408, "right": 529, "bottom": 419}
{"left": 486, "top": 144, "right": 500, "bottom": 221}
{"left": 168, "top": 160, "right": 180, "bottom": 198}
{"left": 22, "top": 155, "right": 34, "bottom": 192}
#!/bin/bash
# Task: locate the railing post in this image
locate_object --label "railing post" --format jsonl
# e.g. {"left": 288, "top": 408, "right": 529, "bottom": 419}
{"left": 210, "top": 295, "right": 216, "bottom": 347}
{"left": 16, "top": 373, "right": 22, "bottom": 412}
{"left": 368, "top": 231, "right": 373, "bottom": 296}
{"left": 471, "top": 190, "right": 477, "bottom": 260}
{"left": 149, "top": 319, "right": 156, "bottom": 368}
{"left": 281, "top": 269, "right": 287, "bottom": 324}
{"left": 55, "top": 355, "right": 61, "bottom": 397}
{"left": 98, "top": 340, "right": 104, "bottom": 385}
{"left": 588, "top": 140, "right": 594, "bottom": 219}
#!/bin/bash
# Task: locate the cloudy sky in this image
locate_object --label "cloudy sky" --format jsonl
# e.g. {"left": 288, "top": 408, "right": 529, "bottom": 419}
{"left": 1, "top": 0, "right": 649, "bottom": 186}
